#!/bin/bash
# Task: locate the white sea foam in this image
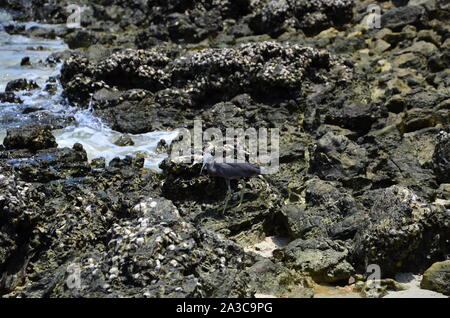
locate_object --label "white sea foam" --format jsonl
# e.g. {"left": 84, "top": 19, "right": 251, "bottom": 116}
{"left": 0, "top": 11, "right": 179, "bottom": 172}
{"left": 54, "top": 125, "right": 179, "bottom": 170}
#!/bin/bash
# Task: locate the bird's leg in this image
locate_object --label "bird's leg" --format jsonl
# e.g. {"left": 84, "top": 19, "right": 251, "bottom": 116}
{"left": 258, "top": 175, "right": 271, "bottom": 194}
{"left": 222, "top": 179, "right": 232, "bottom": 214}
{"left": 236, "top": 179, "right": 245, "bottom": 208}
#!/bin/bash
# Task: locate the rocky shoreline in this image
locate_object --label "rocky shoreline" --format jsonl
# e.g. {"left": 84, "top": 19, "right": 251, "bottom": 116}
{"left": 0, "top": 0, "right": 449, "bottom": 298}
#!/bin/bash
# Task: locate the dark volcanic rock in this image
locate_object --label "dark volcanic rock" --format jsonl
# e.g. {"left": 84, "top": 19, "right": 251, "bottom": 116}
{"left": 134, "top": 0, "right": 250, "bottom": 46}
{"left": 381, "top": 5, "right": 428, "bottom": 31}
{"left": 0, "top": 173, "right": 263, "bottom": 297}
{"left": 113, "top": 135, "right": 135, "bottom": 147}
{"left": 0, "top": 92, "right": 23, "bottom": 104}
{"left": 2, "top": 145, "right": 90, "bottom": 183}
{"left": 5, "top": 79, "right": 39, "bottom": 92}
{"left": 60, "top": 42, "right": 351, "bottom": 132}
{"left": 20, "top": 56, "right": 31, "bottom": 66}
{"left": 65, "top": 30, "right": 97, "bottom": 49}
{"left": 280, "top": 178, "right": 365, "bottom": 240}
{"left": 308, "top": 131, "right": 369, "bottom": 186}
{"left": 244, "top": 259, "right": 313, "bottom": 297}
{"left": 2, "top": 0, "right": 450, "bottom": 299}
{"left": 392, "top": 0, "right": 409, "bottom": 7}
{"left": 0, "top": 164, "right": 44, "bottom": 293}
{"left": 351, "top": 185, "right": 450, "bottom": 276}
{"left": 3, "top": 124, "right": 57, "bottom": 151}
{"left": 22, "top": 197, "right": 258, "bottom": 298}
{"left": 159, "top": 157, "right": 283, "bottom": 245}
{"left": 249, "top": 0, "right": 354, "bottom": 37}
{"left": 324, "top": 102, "right": 384, "bottom": 134}
{"left": 273, "top": 238, "right": 354, "bottom": 284}
{"left": 432, "top": 126, "right": 450, "bottom": 183}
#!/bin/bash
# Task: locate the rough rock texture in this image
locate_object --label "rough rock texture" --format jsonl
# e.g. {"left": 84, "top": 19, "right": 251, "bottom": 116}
{"left": 432, "top": 127, "right": 450, "bottom": 183}
{"left": 0, "top": 126, "right": 310, "bottom": 297}
{"left": 274, "top": 238, "right": 354, "bottom": 283}
{"left": 59, "top": 42, "right": 351, "bottom": 133}
{"left": 381, "top": 5, "right": 428, "bottom": 32}
{"left": 250, "top": 0, "right": 355, "bottom": 36}
{"left": 0, "top": 164, "right": 44, "bottom": 294}
{"left": 3, "top": 124, "right": 58, "bottom": 151}
{"left": 2, "top": 0, "right": 355, "bottom": 48}
{"left": 5, "top": 79, "right": 39, "bottom": 92}
{"left": 308, "top": 131, "right": 369, "bottom": 186}
{"left": 0, "top": 92, "right": 23, "bottom": 104}
{"left": 420, "top": 260, "right": 450, "bottom": 296}
{"left": 1, "top": 0, "right": 450, "bottom": 298}
{"left": 351, "top": 185, "right": 450, "bottom": 276}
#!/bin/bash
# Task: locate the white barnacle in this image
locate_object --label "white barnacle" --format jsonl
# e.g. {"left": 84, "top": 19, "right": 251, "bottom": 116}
{"left": 136, "top": 237, "right": 144, "bottom": 246}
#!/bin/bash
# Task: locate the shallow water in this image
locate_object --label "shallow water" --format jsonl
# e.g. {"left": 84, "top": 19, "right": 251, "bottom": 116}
{"left": 0, "top": 10, "right": 178, "bottom": 171}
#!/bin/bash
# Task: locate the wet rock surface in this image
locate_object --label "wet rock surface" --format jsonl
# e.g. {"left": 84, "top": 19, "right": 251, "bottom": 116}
{"left": 5, "top": 79, "right": 39, "bottom": 92}
{"left": 1, "top": 0, "right": 450, "bottom": 298}
{"left": 3, "top": 124, "right": 57, "bottom": 151}
{"left": 0, "top": 92, "right": 22, "bottom": 104}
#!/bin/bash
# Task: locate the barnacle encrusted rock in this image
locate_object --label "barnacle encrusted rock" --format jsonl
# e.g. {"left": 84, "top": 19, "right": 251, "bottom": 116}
{"left": 250, "top": 0, "right": 355, "bottom": 36}
{"left": 3, "top": 123, "right": 57, "bottom": 151}
{"left": 432, "top": 126, "right": 450, "bottom": 183}
{"left": 60, "top": 42, "right": 351, "bottom": 133}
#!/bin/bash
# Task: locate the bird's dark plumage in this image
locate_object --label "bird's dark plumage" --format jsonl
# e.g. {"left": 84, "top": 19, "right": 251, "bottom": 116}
{"left": 206, "top": 162, "right": 261, "bottom": 180}
{"left": 200, "top": 155, "right": 263, "bottom": 212}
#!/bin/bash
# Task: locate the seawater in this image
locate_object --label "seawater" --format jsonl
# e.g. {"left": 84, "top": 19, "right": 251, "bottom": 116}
{"left": 0, "top": 9, "right": 178, "bottom": 171}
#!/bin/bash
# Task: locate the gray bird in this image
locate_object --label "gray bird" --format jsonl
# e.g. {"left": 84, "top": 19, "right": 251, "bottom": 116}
{"left": 200, "top": 153, "right": 262, "bottom": 213}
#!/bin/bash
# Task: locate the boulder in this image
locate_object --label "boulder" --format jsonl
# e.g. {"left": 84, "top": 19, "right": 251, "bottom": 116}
{"left": 5, "top": 79, "right": 39, "bottom": 92}
{"left": 381, "top": 5, "right": 428, "bottom": 31}
{"left": 0, "top": 92, "right": 23, "bottom": 104}
{"left": 3, "top": 124, "right": 57, "bottom": 151}
{"left": 273, "top": 238, "right": 354, "bottom": 284}
{"left": 280, "top": 178, "right": 365, "bottom": 240}
{"left": 420, "top": 260, "right": 450, "bottom": 295}
{"left": 351, "top": 185, "right": 450, "bottom": 276}
{"left": 244, "top": 259, "right": 313, "bottom": 298}
{"left": 432, "top": 126, "right": 450, "bottom": 183}
{"left": 308, "top": 131, "right": 369, "bottom": 185}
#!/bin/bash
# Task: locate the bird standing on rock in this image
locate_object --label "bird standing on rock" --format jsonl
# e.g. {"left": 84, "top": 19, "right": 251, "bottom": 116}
{"left": 200, "top": 153, "right": 262, "bottom": 213}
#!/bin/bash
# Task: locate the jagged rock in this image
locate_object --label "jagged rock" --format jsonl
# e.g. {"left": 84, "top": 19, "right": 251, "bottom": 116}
{"left": 0, "top": 164, "right": 44, "bottom": 293}
{"left": 136, "top": 0, "right": 253, "bottom": 47}
{"left": 0, "top": 92, "right": 23, "bottom": 104}
{"left": 324, "top": 102, "right": 385, "bottom": 134}
{"left": 3, "top": 124, "right": 57, "bottom": 151}
{"left": 60, "top": 43, "right": 351, "bottom": 132}
{"left": 273, "top": 238, "right": 354, "bottom": 283}
{"left": 65, "top": 30, "right": 96, "bottom": 49}
{"left": 113, "top": 135, "right": 135, "bottom": 147}
{"left": 249, "top": 0, "right": 354, "bottom": 36}
{"left": 8, "top": 195, "right": 259, "bottom": 297}
{"left": 280, "top": 178, "right": 366, "bottom": 240}
{"left": 381, "top": 5, "right": 428, "bottom": 31}
{"left": 308, "top": 131, "right": 369, "bottom": 185}
{"left": 5, "top": 79, "right": 39, "bottom": 92}
{"left": 155, "top": 139, "right": 168, "bottom": 154}
{"left": 2, "top": 0, "right": 450, "bottom": 299}
{"left": 351, "top": 185, "right": 450, "bottom": 276}
{"left": 244, "top": 259, "right": 313, "bottom": 298}
{"left": 432, "top": 126, "right": 450, "bottom": 183}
